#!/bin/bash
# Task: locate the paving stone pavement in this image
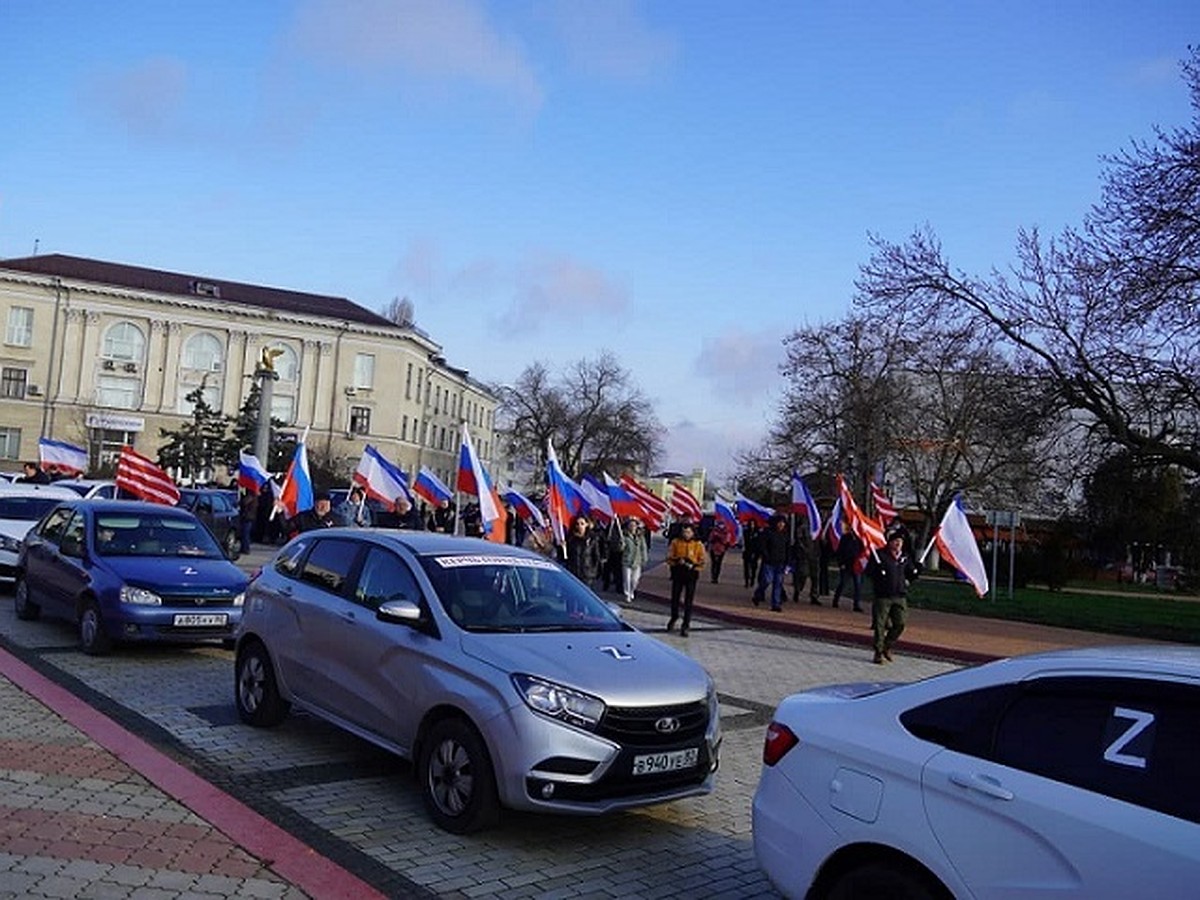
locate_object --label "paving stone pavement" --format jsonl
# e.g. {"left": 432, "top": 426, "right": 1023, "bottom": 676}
{"left": 0, "top": 539, "right": 1158, "bottom": 899}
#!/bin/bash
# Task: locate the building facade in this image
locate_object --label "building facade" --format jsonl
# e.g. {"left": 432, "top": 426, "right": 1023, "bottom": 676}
{"left": 0, "top": 254, "right": 498, "bottom": 487}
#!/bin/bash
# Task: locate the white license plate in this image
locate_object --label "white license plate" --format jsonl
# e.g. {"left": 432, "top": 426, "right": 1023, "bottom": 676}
{"left": 632, "top": 747, "right": 699, "bottom": 776}
{"left": 172, "top": 613, "right": 228, "bottom": 627}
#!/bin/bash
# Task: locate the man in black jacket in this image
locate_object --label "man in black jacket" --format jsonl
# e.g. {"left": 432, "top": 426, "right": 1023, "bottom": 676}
{"left": 831, "top": 529, "right": 864, "bottom": 612}
{"left": 866, "top": 526, "right": 922, "bottom": 663}
{"left": 752, "top": 515, "right": 790, "bottom": 612}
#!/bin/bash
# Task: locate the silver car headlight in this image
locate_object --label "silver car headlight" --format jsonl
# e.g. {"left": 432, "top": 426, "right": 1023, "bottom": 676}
{"left": 232, "top": 592, "right": 245, "bottom": 607}
{"left": 513, "top": 674, "right": 606, "bottom": 730}
{"left": 119, "top": 585, "right": 163, "bottom": 606}
{"left": 0, "top": 535, "right": 21, "bottom": 553}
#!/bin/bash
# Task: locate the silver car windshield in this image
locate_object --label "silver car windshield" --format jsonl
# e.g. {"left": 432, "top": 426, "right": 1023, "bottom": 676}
{"left": 419, "top": 553, "right": 626, "bottom": 633}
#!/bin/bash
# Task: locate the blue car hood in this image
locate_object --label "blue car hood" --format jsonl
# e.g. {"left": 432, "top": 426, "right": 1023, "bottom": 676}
{"left": 460, "top": 630, "right": 710, "bottom": 707}
{"left": 105, "top": 556, "right": 247, "bottom": 593}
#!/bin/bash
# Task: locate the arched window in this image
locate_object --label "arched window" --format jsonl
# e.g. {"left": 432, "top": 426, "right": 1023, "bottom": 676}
{"left": 102, "top": 322, "right": 145, "bottom": 362}
{"left": 182, "top": 333, "right": 224, "bottom": 373}
{"left": 266, "top": 343, "right": 298, "bottom": 381}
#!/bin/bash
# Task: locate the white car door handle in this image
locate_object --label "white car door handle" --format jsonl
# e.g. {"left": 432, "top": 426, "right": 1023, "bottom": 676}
{"left": 949, "top": 772, "right": 1014, "bottom": 801}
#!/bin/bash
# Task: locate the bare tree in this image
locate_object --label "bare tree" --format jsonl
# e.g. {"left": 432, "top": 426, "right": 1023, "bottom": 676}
{"left": 381, "top": 296, "right": 415, "bottom": 327}
{"left": 497, "top": 352, "right": 663, "bottom": 478}
{"left": 856, "top": 49, "right": 1200, "bottom": 478}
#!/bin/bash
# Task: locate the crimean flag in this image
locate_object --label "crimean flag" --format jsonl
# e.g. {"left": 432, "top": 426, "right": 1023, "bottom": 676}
{"left": 933, "top": 494, "right": 989, "bottom": 598}
{"left": 669, "top": 481, "right": 702, "bottom": 522}
{"left": 353, "top": 445, "right": 412, "bottom": 506}
{"left": 618, "top": 473, "right": 667, "bottom": 530}
{"left": 277, "top": 433, "right": 314, "bottom": 519}
{"left": 870, "top": 480, "right": 897, "bottom": 527}
{"left": 836, "top": 474, "right": 886, "bottom": 552}
{"left": 115, "top": 446, "right": 180, "bottom": 506}
{"left": 456, "top": 423, "right": 505, "bottom": 542}
{"left": 790, "top": 471, "right": 822, "bottom": 539}
{"left": 38, "top": 438, "right": 88, "bottom": 475}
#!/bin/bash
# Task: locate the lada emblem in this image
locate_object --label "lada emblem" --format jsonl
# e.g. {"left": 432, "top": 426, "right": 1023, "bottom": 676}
{"left": 655, "top": 717, "right": 681, "bottom": 734}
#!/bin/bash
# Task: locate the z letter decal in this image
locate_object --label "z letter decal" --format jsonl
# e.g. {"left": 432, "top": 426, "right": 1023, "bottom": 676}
{"left": 1103, "top": 706, "right": 1153, "bottom": 769}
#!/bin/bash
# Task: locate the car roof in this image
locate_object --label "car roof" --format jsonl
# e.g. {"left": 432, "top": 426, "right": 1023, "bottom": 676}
{"left": 69, "top": 499, "right": 199, "bottom": 516}
{"left": 0, "top": 482, "right": 82, "bottom": 499}
{"left": 1016, "top": 643, "right": 1200, "bottom": 674}
{"left": 304, "top": 528, "right": 546, "bottom": 561}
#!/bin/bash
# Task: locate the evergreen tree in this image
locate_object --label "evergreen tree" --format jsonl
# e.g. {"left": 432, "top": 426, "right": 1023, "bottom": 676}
{"left": 158, "top": 378, "right": 232, "bottom": 484}
{"left": 228, "top": 379, "right": 292, "bottom": 472}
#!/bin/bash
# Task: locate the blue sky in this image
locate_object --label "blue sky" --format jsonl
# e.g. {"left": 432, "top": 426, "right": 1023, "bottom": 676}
{"left": 2, "top": 1, "right": 1196, "bottom": 484}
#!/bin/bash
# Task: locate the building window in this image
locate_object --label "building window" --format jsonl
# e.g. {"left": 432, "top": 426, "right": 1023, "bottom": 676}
{"left": 176, "top": 378, "right": 221, "bottom": 415}
{"left": 91, "top": 428, "right": 136, "bottom": 470}
{"left": 266, "top": 343, "right": 298, "bottom": 381}
{"left": 1, "top": 367, "right": 27, "bottom": 399}
{"left": 354, "top": 354, "right": 375, "bottom": 389}
{"left": 102, "top": 321, "right": 146, "bottom": 362}
{"left": 0, "top": 427, "right": 19, "bottom": 459}
{"left": 406, "top": 363, "right": 413, "bottom": 400}
{"left": 271, "top": 394, "right": 295, "bottom": 425}
{"left": 182, "top": 333, "right": 225, "bottom": 373}
{"left": 402, "top": 415, "right": 408, "bottom": 442}
{"left": 97, "top": 375, "right": 140, "bottom": 409}
{"left": 5, "top": 307, "right": 33, "bottom": 347}
{"left": 349, "top": 405, "right": 371, "bottom": 435}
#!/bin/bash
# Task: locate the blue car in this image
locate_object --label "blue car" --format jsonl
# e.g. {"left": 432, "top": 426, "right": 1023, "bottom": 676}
{"left": 16, "top": 499, "right": 248, "bottom": 654}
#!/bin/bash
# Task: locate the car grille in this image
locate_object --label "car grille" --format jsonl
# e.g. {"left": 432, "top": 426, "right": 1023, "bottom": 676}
{"left": 159, "top": 592, "right": 239, "bottom": 609}
{"left": 596, "top": 699, "right": 709, "bottom": 747}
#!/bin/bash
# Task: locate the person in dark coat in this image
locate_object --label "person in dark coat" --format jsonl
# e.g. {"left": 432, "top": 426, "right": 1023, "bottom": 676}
{"left": 832, "top": 529, "right": 864, "bottom": 612}
{"left": 752, "top": 515, "right": 790, "bottom": 612}
{"left": 866, "top": 526, "right": 922, "bottom": 663}
{"left": 564, "top": 516, "right": 601, "bottom": 585}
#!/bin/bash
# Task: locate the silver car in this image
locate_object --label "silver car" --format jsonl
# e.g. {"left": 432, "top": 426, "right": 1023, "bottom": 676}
{"left": 234, "top": 529, "right": 720, "bottom": 833}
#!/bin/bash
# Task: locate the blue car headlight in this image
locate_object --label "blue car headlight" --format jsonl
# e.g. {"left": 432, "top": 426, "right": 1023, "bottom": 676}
{"left": 513, "top": 674, "right": 605, "bottom": 730}
{"left": 120, "top": 585, "right": 163, "bottom": 606}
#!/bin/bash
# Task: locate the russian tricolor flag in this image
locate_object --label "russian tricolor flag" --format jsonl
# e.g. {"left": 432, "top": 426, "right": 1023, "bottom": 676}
{"left": 791, "top": 471, "right": 822, "bottom": 540}
{"left": 456, "top": 424, "right": 506, "bottom": 542}
{"left": 735, "top": 493, "right": 775, "bottom": 527}
{"left": 413, "top": 467, "right": 453, "bottom": 507}
{"left": 714, "top": 496, "right": 741, "bottom": 544}
{"left": 546, "top": 440, "right": 585, "bottom": 546}
{"left": 501, "top": 487, "right": 546, "bottom": 528}
{"left": 237, "top": 450, "right": 271, "bottom": 495}
{"left": 277, "top": 432, "right": 314, "bottom": 519}
{"left": 580, "top": 474, "right": 614, "bottom": 523}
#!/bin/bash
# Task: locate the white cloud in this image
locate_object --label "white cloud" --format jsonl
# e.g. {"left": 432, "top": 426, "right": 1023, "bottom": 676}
{"left": 496, "top": 253, "right": 629, "bottom": 332}
{"left": 83, "top": 57, "right": 188, "bottom": 140}
{"left": 289, "top": 0, "right": 543, "bottom": 110}
{"left": 693, "top": 328, "right": 785, "bottom": 403}
{"left": 548, "top": 0, "right": 678, "bottom": 81}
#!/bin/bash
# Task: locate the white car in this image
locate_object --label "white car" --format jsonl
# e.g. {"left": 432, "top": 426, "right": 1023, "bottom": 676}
{"left": 0, "top": 482, "right": 79, "bottom": 585}
{"left": 752, "top": 645, "right": 1200, "bottom": 900}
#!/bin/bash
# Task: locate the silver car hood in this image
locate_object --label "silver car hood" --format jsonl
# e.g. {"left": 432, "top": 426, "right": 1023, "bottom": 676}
{"left": 459, "top": 630, "right": 710, "bottom": 706}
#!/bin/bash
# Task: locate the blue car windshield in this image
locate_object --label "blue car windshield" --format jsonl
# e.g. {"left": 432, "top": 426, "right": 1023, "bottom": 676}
{"left": 419, "top": 553, "right": 626, "bottom": 633}
{"left": 93, "top": 514, "right": 223, "bottom": 558}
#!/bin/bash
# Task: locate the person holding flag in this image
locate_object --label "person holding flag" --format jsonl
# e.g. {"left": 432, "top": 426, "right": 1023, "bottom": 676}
{"left": 865, "top": 525, "right": 923, "bottom": 664}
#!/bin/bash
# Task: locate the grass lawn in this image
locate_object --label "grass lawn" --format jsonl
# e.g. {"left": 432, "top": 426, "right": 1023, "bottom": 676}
{"left": 907, "top": 577, "right": 1200, "bottom": 644}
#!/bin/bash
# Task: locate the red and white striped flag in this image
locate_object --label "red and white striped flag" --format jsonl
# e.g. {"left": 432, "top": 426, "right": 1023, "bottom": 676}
{"left": 837, "top": 474, "right": 886, "bottom": 552}
{"left": 870, "top": 480, "right": 897, "bottom": 527}
{"left": 669, "top": 481, "right": 702, "bottom": 522}
{"left": 619, "top": 473, "right": 668, "bottom": 530}
{"left": 116, "top": 446, "right": 180, "bottom": 505}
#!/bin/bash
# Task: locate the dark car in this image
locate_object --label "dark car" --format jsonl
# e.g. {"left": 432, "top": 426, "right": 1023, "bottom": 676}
{"left": 15, "top": 499, "right": 248, "bottom": 654}
{"left": 176, "top": 488, "right": 241, "bottom": 559}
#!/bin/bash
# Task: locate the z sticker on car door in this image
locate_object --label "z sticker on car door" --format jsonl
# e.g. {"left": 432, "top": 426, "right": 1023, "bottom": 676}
{"left": 1102, "top": 706, "right": 1154, "bottom": 769}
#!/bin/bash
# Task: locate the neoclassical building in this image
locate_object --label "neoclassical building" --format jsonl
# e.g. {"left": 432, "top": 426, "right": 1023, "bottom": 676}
{"left": 0, "top": 254, "right": 498, "bottom": 487}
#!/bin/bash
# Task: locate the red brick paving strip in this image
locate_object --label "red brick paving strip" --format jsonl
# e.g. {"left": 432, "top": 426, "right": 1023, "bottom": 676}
{"left": 0, "top": 646, "right": 388, "bottom": 900}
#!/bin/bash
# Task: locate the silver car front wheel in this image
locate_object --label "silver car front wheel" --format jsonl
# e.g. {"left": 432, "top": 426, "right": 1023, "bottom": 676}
{"left": 419, "top": 718, "right": 499, "bottom": 834}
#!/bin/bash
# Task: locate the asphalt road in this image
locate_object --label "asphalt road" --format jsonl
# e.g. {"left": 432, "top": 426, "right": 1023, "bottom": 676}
{"left": 0, "top": 542, "right": 959, "bottom": 899}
